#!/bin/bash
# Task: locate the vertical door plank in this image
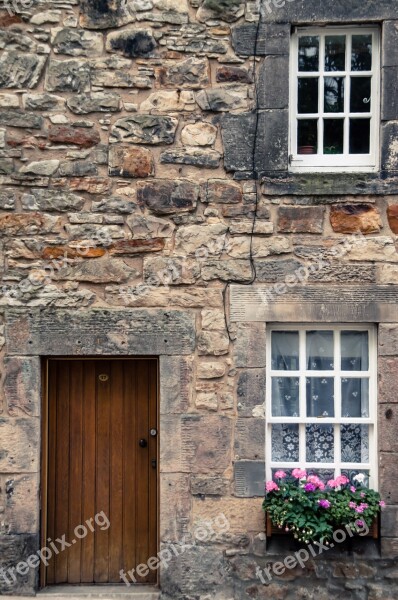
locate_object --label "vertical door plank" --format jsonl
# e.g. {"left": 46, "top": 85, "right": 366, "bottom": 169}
{"left": 123, "top": 361, "right": 136, "bottom": 578}
{"left": 94, "top": 361, "right": 111, "bottom": 583}
{"left": 54, "top": 361, "right": 70, "bottom": 583}
{"left": 135, "top": 360, "right": 150, "bottom": 581}
{"left": 148, "top": 360, "right": 158, "bottom": 582}
{"left": 81, "top": 360, "right": 96, "bottom": 583}
{"left": 68, "top": 361, "right": 83, "bottom": 583}
{"left": 46, "top": 361, "right": 58, "bottom": 585}
{"left": 109, "top": 360, "right": 124, "bottom": 582}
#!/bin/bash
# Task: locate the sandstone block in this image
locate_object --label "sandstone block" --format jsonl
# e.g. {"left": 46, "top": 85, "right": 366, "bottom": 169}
{"left": 110, "top": 239, "right": 165, "bottom": 255}
{"left": 105, "top": 286, "right": 222, "bottom": 308}
{"left": 106, "top": 28, "right": 157, "bottom": 58}
{"left": 19, "top": 160, "right": 59, "bottom": 176}
{"left": 206, "top": 179, "right": 242, "bottom": 204}
{"left": 181, "top": 415, "right": 233, "bottom": 473}
{"left": 197, "top": 330, "right": 229, "bottom": 356}
{"left": 379, "top": 357, "right": 398, "bottom": 402}
{"left": 80, "top": 0, "right": 135, "bottom": 29}
{"left": 92, "top": 196, "right": 137, "bottom": 214}
{"left": 192, "top": 497, "right": 264, "bottom": 534}
{"left": 201, "top": 260, "right": 253, "bottom": 282}
{"left": 2, "top": 473, "right": 40, "bottom": 534}
{"left": 380, "top": 452, "right": 398, "bottom": 504}
{"left": 235, "top": 417, "right": 265, "bottom": 460}
{"left": 160, "top": 148, "right": 221, "bottom": 168}
{"left": 181, "top": 122, "right": 217, "bottom": 146}
{"left": 66, "top": 92, "right": 121, "bottom": 114}
{"left": 237, "top": 369, "right": 266, "bottom": 417}
{"left": 175, "top": 223, "right": 228, "bottom": 257}
{"left": 45, "top": 59, "right": 91, "bottom": 92}
{"left": 4, "top": 357, "right": 40, "bottom": 417}
{"left": 155, "top": 57, "right": 210, "bottom": 88}
{"left": 196, "top": 86, "right": 248, "bottom": 111}
{"left": 0, "top": 52, "right": 46, "bottom": 89}
{"left": 141, "top": 90, "right": 195, "bottom": 113}
{"left": 252, "top": 236, "right": 292, "bottom": 258}
{"left": 379, "top": 325, "right": 398, "bottom": 356}
{"left": 196, "top": 391, "right": 218, "bottom": 411}
{"left": 330, "top": 204, "right": 382, "bottom": 234}
{"left": 201, "top": 309, "right": 226, "bottom": 331}
{"left": 0, "top": 110, "right": 42, "bottom": 129}
{"left": 49, "top": 125, "right": 100, "bottom": 148}
{"left": 198, "top": 0, "right": 245, "bottom": 23}
{"left": 233, "top": 323, "right": 266, "bottom": 368}
{"left": 52, "top": 28, "right": 103, "bottom": 57}
{"left": 127, "top": 213, "right": 175, "bottom": 239}
{"left": 191, "top": 474, "right": 229, "bottom": 496}
{"left": 160, "top": 356, "right": 192, "bottom": 414}
{"left": 109, "top": 145, "right": 154, "bottom": 178}
{"left": 160, "top": 473, "right": 191, "bottom": 541}
{"left": 379, "top": 404, "right": 398, "bottom": 452}
{"left": 0, "top": 213, "right": 60, "bottom": 236}
{"left": 197, "top": 362, "right": 226, "bottom": 379}
{"left": 278, "top": 206, "right": 325, "bottom": 234}
{"left": 0, "top": 418, "right": 39, "bottom": 472}
{"left": 54, "top": 257, "right": 132, "bottom": 283}
{"left": 144, "top": 256, "right": 200, "bottom": 285}
{"left": 345, "top": 236, "right": 398, "bottom": 262}
{"left": 22, "top": 189, "right": 85, "bottom": 212}
{"left": 387, "top": 205, "right": 398, "bottom": 233}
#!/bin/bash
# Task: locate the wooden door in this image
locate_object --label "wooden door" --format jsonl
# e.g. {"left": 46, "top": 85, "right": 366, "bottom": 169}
{"left": 43, "top": 359, "right": 158, "bottom": 585}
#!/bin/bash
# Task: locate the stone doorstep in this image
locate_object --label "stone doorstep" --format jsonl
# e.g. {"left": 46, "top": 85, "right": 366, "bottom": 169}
{"left": 2, "top": 585, "right": 160, "bottom": 600}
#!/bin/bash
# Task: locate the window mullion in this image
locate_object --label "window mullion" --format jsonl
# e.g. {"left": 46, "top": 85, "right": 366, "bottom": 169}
{"left": 343, "top": 34, "right": 352, "bottom": 155}
{"left": 318, "top": 33, "right": 325, "bottom": 155}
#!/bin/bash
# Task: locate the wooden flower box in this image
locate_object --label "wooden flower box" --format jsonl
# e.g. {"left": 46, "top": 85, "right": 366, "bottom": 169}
{"left": 265, "top": 512, "right": 378, "bottom": 539}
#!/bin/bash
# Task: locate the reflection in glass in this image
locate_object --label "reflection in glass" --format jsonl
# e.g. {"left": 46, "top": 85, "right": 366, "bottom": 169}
{"left": 341, "top": 331, "right": 369, "bottom": 371}
{"left": 306, "top": 377, "right": 334, "bottom": 417}
{"left": 341, "top": 378, "right": 369, "bottom": 418}
{"left": 299, "top": 36, "right": 319, "bottom": 72}
{"left": 306, "top": 331, "right": 334, "bottom": 370}
{"left": 350, "top": 77, "right": 371, "bottom": 112}
{"left": 349, "top": 119, "right": 370, "bottom": 154}
{"left": 352, "top": 35, "right": 372, "bottom": 71}
{"left": 341, "top": 425, "right": 369, "bottom": 463}
{"left": 298, "top": 119, "right": 317, "bottom": 154}
{"left": 271, "top": 331, "right": 299, "bottom": 371}
{"left": 324, "top": 77, "right": 344, "bottom": 113}
{"left": 324, "top": 119, "right": 344, "bottom": 154}
{"left": 272, "top": 377, "right": 300, "bottom": 417}
{"left": 271, "top": 424, "right": 299, "bottom": 462}
{"left": 306, "top": 424, "right": 334, "bottom": 462}
{"left": 298, "top": 78, "right": 319, "bottom": 113}
{"left": 325, "top": 35, "right": 346, "bottom": 71}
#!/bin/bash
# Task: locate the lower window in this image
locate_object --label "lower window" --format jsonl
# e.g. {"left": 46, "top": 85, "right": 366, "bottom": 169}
{"left": 266, "top": 325, "right": 377, "bottom": 488}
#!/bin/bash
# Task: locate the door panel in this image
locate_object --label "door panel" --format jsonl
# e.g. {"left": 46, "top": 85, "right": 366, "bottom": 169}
{"left": 45, "top": 359, "right": 158, "bottom": 585}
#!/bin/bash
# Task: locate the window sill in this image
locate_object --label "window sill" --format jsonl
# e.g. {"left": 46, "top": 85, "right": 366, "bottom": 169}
{"left": 260, "top": 170, "right": 398, "bottom": 196}
{"left": 265, "top": 512, "right": 379, "bottom": 540}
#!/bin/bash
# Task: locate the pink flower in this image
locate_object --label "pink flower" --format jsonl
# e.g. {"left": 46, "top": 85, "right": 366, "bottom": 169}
{"left": 355, "top": 506, "right": 365, "bottom": 513}
{"left": 360, "top": 503, "right": 369, "bottom": 510}
{"left": 335, "top": 475, "right": 349, "bottom": 486}
{"left": 274, "top": 470, "right": 287, "bottom": 479}
{"left": 292, "top": 468, "right": 307, "bottom": 479}
{"left": 350, "top": 486, "right": 356, "bottom": 493}
{"left": 318, "top": 499, "right": 331, "bottom": 509}
{"left": 355, "top": 520, "right": 364, "bottom": 528}
{"left": 349, "top": 501, "right": 357, "bottom": 509}
{"left": 266, "top": 481, "right": 280, "bottom": 492}
{"left": 380, "top": 500, "right": 386, "bottom": 508}
{"left": 304, "top": 483, "right": 316, "bottom": 492}
{"left": 360, "top": 492, "right": 366, "bottom": 498}
{"left": 327, "top": 479, "right": 338, "bottom": 488}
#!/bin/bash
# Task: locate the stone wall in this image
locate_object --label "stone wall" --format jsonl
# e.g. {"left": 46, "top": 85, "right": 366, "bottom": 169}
{"left": 0, "top": 0, "right": 398, "bottom": 598}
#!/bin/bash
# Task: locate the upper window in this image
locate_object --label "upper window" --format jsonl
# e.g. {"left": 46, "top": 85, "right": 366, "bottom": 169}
{"left": 289, "top": 27, "right": 380, "bottom": 173}
{"left": 266, "top": 325, "right": 377, "bottom": 488}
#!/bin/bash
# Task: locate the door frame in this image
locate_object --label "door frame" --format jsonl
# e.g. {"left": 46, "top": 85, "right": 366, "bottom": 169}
{"left": 40, "top": 356, "right": 160, "bottom": 588}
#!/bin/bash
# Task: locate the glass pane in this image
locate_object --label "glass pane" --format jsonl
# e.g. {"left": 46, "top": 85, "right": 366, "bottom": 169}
{"left": 341, "top": 378, "right": 369, "bottom": 418}
{"left": 323, "top": 119, "right": 344, "bottom": 154}
{"left": 306, "top": 377, "right": 334, "bottom": 417}
{"left": 272, "top": 377, "right": 300, "bottom": 417}
{"left": 341, "top": 331, "right": 369, "bottom": 371}
{"left": 271, "top": 424, "right": 299, "bottom": 462}
{"left": 271, "top": 331, "right": 299, "bottom": 371}
{"left": 298, "top": 119, "right": 317, "bottom": 154}
{"left": 352, "top": 35, "right": 372, "bottom": 71}
{"left": 341, "top": 425, "right": 369, "bottom": 463}
{"left": 306, "top": 424, "right": 334, "bottom": 462}
{"left": 299, "top": 36, "right": 319, "bottom": 72}
{"left": 298, "top": 78, "right": 319, "bottom": 113}
{"left": 349, "top": 119, "right": 370, "bottom": 154}
{"left": 341, "top": 469, "right": 370, "bottom": 487}
{"left": 306, "top": 330, "right": 334, "bottom": 370}
{"left": 324, "top": 77, "right": 345, "bottom": 113}
{"left": 350, "top": 77, "right": 371, "bottom": 112}
{"left": 325, "top": 35, "right": 346, "bottom": 72}
{"left": 307, "top": 468, "right": 335, "bottom": 483}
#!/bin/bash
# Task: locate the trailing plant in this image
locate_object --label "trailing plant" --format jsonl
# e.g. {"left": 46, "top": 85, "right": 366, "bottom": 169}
{"left": 263, "top": 470, "right": 385, "bottom": 544}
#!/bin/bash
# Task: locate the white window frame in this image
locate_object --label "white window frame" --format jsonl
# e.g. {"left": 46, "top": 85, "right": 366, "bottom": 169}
{"left": 266, "top": 324, "right": 378, "bottom": 489}
{"left": 289, "top": 26, "right": 380, "bottom": 173}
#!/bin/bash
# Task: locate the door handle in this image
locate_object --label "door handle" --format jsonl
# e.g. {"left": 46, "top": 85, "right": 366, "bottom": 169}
{"left": 139, "top": 439, "right": 148, "bottom": 448}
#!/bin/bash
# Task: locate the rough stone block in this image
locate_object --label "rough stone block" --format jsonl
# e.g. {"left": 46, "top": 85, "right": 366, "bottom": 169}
{"left": 0, "top": 52, "right": 46, "bottom": 89}
{"left": 381, "top": 506, "right": 398, "bottom": 537}
{"left": 45, "top": 59, "right": 91, "bottom": 92}
{"left": 109, "top": 144, "right": 154, "bottom": 178}
{"left": 0, "top": 418, "right": 39, "bottom": 472}
{"left": 205, "top": 179, "right": 242, "bottom": 204}
{"left": 237, "top": 369, "right": 266, "bottom": 417}
{"left": 192, "top": 497, "right": 264, "bottom": 533}
{"left": 181, "top": 122, "right": 217, "bottom": 146}
{"left": 233, "top": 323, "right": 266, "bottom": 368}
{"left": 379, "top": 325, "right": 398, "bottom": 356}
{"left": 197, "top": 330, "right": 229, "bottom": 356}
{"left": 111, "top": 115, "right": 178, "bottom": 145}
{"left": 66, "top": 92, "right": 121, "bottom": 114}
{"left": 106, "top": 27, "right": 157, "bottom": 58}
{"left": 381, "top": 121, "right": 398, "bottom": 171}
{"left": 380, "top": 453, "right": 398, "bottom": 504}
{"left": 5, "top": 309, "right": 196, "bottom": 356}
{"left": 221, "top": 111, "right": 256, "bottom": 172}
{"left": 0, "top": 213, "right": 61, "bottom": 236}
{"left": 52, "top": 28, "right": 103, "bottom": 57}
{"left": 159, "top": 356, "right": 193, "bottom": 414}
{"left": 278, "top": 206, "right": 325, "bottom": 233}
{"left": 387, "top": 205, "right": 398, "bottom": 233}
{"left": 48, "top": 125, "right": 100, "bottom": 148}
{"left": 155, "top": 57, "right": 210, "bottom": 89}
{"left": 3, "top": 357, "right": 40, "bottom": 417}
{"left": 174, "top": 223, "right": 227, "bottom": 257}
{"left": 191, "top": 474, "right": 229, "bottom": 497}
{"left": 383, "top": 21, "right": 398, "bottom": 67}
{"left": 234, "top": 461, "right": 265, "bottom": 497}
{"left": 255, "top": 259, "right": 303, "bottom": 283}
{"left": 381, "top": 538, "right": 398, "bottom": 558}
{"left": 382, "top": 67, "right": 398, "bottom": 121}
{"left": 256, "top": 110, "right": 289, "bottom": 173}
{"left": 379, "top": 404, "right": 398, "bottom": 452}
{"left": 201, "top": 260, "right": 252, "bottom": 283}
{"left": 80, "top": 0, "right": 135, "bottom": 29}
{"left": 379, "top": 357, "right": 398, "bottom": 402}
{"left": 137, "top": 179, "right": 199, "bottom": 214}
{"left": 258, "top": 55, "right": 289, "bottom": 109}
{"left": 160, "top": 148, "right": 221, "bottom": 169}
{"left": 234, "top": 418, "right": 265, "bottom": 460}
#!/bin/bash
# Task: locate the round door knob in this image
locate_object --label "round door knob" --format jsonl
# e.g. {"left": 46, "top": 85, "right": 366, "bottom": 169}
{"left": 139, "top": 439, "right": 148, "bottom": 448}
